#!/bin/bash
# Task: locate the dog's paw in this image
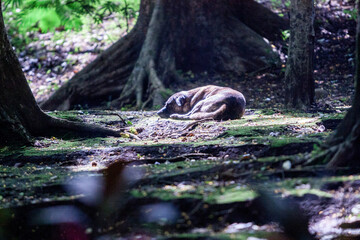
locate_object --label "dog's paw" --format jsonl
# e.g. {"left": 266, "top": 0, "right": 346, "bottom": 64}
{"left": 170, "top": 114, "right": 189, "bottom": 119}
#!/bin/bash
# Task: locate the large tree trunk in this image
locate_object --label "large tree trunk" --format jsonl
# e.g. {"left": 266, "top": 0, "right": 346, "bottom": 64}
{"left": 0, "top": 2, "right": 120, "bottom": 145}
{"left": 41, "top": 0, "right": 288, "bottom": 111}
{"left": 284, "top": 0, "right": 315, "bottom": 109}
{"left": 324, "top": 0, "right": 360, "bottom": 168}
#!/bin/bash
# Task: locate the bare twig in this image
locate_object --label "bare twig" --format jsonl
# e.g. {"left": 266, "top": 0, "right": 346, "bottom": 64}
{"left": 133, "top": 153, "right": 210, "bottom": 164}
{"left": 182, "top": 118, "right": 214, "bottom": 132}
{"left": 123, "top": 131, "right": 141, "bottom": 140}
{"left": 95, "top": 112, "right": 127, "bottom": 125}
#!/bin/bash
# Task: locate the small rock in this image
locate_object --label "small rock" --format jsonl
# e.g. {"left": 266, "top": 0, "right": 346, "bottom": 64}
{"left": 351, "top": 204, "right": 360, "bottom": 215}
{"left": 317, "top": 125, "right": 326, "bottom": 132}
{"left": 224, "top": 222, "right": 253, "bottom": 233}
{"left": 191, "top": 228, "right": 211, "bottom": 234}
{"left": 269, "top": 132, "right": 280, "bottom": 137}
{"left": 247, "top": 237, "right": 267, "bottom": 240}
{"left": 282, "top": 160, "right": 291, "bottom": 170}
{"left": 14, "top": 162, "right": 23, "bottom": 168}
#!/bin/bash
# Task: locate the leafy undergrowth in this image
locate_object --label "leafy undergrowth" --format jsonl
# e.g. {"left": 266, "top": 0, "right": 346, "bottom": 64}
{"left": 1, "top": 110, "right": 360, "bottom": 240}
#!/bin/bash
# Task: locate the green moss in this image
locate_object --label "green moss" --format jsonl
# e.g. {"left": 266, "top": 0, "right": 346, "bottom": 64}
{"left": 142, "top": 159, "right": 219, "bottom": 180}
{"left": 131, "top": 180, "right": 257, "bottom": 204}
{"left": 221, "top": 125, "right": 285, "bottom": 137}
{"left": 47, "top": 111, "right": 84, "bottom": 121}
{"left": 0, "top": 136, "right": 125, "bottom": 158}
{"left": 270, "top": 136, "right": 306, "bottom": 148}
{"left": 284, "top": 189, "right": 332, "bottom": 198}
{"left": 320, "top": 113, "right": 345, "bottom": 121}
{"left": 0, "top": 163, "right": 95, "bottom": 209}
{"left": 207, "top": 187, "right": 257, "bottom": 204}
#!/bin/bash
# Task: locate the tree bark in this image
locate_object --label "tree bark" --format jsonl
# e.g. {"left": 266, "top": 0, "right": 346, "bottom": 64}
{"left": 0, "top": 1, "right": 120, "bottom": 145}
{"left": 324, "top": 0, "right": 360, "bottom": 168}
{"left": 41, "top": 0, "right": 288, "bottom": 111}
{"left": 284, "top": 0, "right": 315, "bottom": 109}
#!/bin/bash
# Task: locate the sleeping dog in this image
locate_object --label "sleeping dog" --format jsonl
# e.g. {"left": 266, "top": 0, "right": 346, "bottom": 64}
{"left": 157, "top": 85, "right": 246, "bottom": 120}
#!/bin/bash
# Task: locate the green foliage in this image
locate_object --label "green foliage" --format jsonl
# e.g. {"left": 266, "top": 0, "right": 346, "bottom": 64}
{"left": 3, "top": 0, "right": 140, "bottom": 49}
{"left": 270, "top": 0, "right": 290, "bottom": 9}
{"left": 311, "top": 143, "right": 322, "bottom": 157}
{"left": 281, "top": 29, "right": 290, "bottom": 41}
{"left": 343, "top": 9, "right": 357, "bottom": 20}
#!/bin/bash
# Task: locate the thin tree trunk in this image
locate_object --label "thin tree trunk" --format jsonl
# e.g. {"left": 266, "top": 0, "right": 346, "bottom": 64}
{"left": 285, "top": 0, "right": 315, "bottom": 109}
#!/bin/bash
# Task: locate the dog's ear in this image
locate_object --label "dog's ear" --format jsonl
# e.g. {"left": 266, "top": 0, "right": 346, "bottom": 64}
{"left": 175, "top": 95, "right": 186, "bottom": 107}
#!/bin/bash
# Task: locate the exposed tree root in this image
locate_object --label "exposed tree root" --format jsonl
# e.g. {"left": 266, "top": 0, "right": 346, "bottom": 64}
{"left": 43, "top": 114, "right": 121, "bottom": 138}
{"left": 113, "top": 0, "right": 167, "bottom": 109}
{"left": 40, "top": 0, "right": 287, "bottom": 111}
{"left": 326, "top": 122, "right": 360, "bottom": 168}
{"left": 306, "top": 121, "right": 360, "bottom": 168}
{"left": 0, "top": 108, "right": 32, "bottom": 144}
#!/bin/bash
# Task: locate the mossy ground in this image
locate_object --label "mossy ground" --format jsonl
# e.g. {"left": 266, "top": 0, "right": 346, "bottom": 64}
{"left": 1, "top": 110, "right": 360, "bottom": 239}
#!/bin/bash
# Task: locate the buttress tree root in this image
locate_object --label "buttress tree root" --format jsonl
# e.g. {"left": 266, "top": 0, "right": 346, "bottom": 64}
{"left": 41, "top": 0, "right": 288, "bottom": 111}
{"left": 309, "top": 1, "right": 360, "bottom": 168}
{"left": 0, "top": 5, "right": 120, "bottom": 145}
{"left": 320, "top": 94, "right": 360, "bottom": 168}
{"left": 309, "top": 102, "right": 360, "bottom": 168}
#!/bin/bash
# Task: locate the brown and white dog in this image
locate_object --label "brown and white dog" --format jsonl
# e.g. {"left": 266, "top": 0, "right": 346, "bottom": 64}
{"left": 157, "top": 85, "right": 246, "bottom": 120}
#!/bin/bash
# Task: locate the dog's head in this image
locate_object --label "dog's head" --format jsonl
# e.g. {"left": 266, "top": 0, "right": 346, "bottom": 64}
{"left": 157, "top": 93, "right": 188, "bottom": 118}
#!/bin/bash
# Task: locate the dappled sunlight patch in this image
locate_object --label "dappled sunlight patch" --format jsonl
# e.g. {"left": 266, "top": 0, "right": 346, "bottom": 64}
{"left": 279, "top": 188, "right": 333, "bottom": 198}
{"left": 208, "top": 187, "right": 257, "bottom": 204}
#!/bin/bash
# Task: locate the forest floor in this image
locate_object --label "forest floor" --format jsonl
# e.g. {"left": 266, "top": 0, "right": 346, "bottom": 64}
{"left": 0, "top": 110, "right": 358, "bottom": 240}
{"left": 1, "top": 1, "right": 360, "bottom": 240}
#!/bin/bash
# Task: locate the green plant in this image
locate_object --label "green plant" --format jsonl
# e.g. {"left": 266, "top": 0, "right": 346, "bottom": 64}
{"left": 311, "top": 143, "right": 322, "bottom": 158}
{"left": 343, "top": 9, "right": 357, "bottom": 20}
{"left": 270, "top": 0, "right": 290, "bottom": 9}
{"left": 281, "top": 30, "right": 290, "bottom": 41}
{"left": 3, "top": 0, "right": 140, "bottom": 50}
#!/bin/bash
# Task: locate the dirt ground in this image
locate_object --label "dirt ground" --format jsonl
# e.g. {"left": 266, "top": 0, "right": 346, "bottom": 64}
{"left": 1, "top": 1, "right": 360, "bottom": 240}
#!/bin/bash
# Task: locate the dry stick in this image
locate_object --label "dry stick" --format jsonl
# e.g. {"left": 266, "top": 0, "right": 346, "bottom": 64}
{"left": 164, "top": 118, "right": 214, "bottom": 139}
{"left": 182, "top": 118, "right": 214, "bottom": 132}
{"left": 130, "top": 153, "right": 210, "bottom": 164}
{"left": 123, "top": 131, "right": 141, "bottom": 140}
{"left": 94, "top": 112, "right": 127, "bottom": 125}
{"left": 92, "top": 112, "right": 142, "bottom": 140}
